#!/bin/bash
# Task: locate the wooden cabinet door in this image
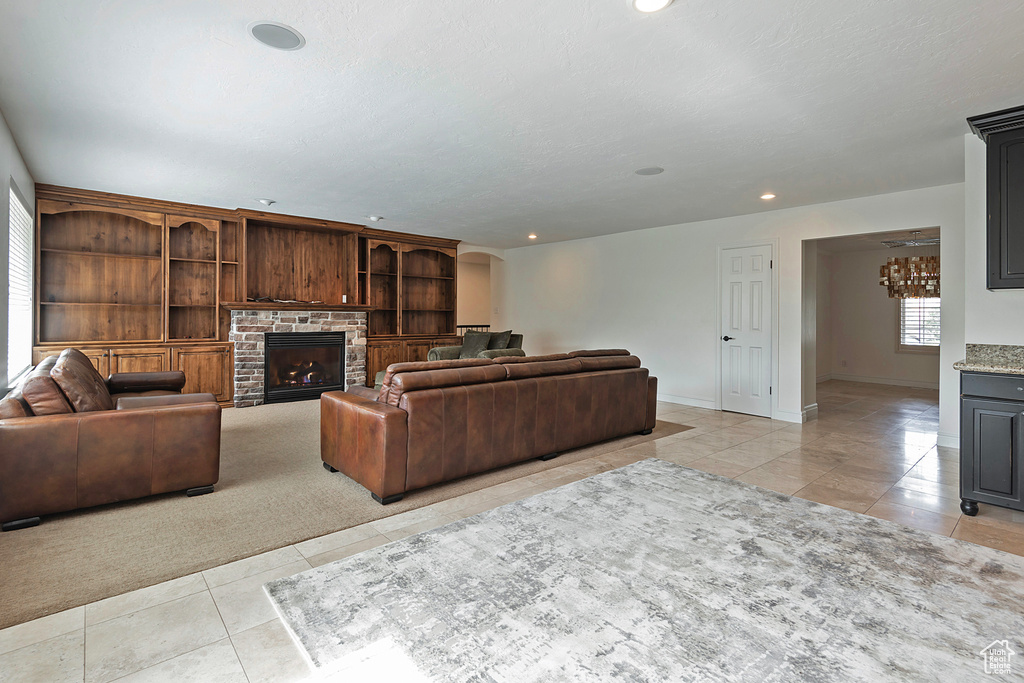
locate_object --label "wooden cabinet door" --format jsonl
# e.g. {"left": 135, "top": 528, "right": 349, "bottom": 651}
{"left": 171, "top": 345, "right": 233, "bottom": 403}
{"left": 109, "top": 347, "right": 170, "bottom": 374}
{"left": 961, "top": 397, "right": 1024, "bottom": 511}
{"left": 366, "top": 341, "right": 403, "bottom": 386}
{"left": 32, "top": 346, "right": 110, "bottom": 378}
{"left": 403, "top": 340, "right": 435, "bottom": 363}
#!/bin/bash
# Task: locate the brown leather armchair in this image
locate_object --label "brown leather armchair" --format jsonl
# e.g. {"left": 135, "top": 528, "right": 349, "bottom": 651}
{"left": 0, "top": 348, "right": 221, "bottom": 531}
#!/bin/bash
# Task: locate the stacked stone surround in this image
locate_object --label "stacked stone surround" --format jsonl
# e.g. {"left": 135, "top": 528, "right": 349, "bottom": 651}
{"left": 229, "top": 309, "right": 367, "bottom": 408}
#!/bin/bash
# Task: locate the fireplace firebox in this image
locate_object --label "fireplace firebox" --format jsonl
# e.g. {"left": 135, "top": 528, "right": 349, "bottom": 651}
{"left": 264, "top": 332, "right": 346, "bottom": 404}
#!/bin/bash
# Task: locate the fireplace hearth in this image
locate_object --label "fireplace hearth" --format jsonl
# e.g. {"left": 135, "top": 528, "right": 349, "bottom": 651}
{"left": 264, "top": 332, "right": 346, "bottom": 404}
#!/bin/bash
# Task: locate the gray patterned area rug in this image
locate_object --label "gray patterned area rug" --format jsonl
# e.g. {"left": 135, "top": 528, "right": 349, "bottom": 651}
{"left": 265, "top": 459, "right": 1024, "bottom": 682}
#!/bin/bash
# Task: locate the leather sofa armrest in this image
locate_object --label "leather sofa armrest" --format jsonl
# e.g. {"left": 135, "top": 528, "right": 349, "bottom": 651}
{"left": 116, "top": 393, "right": 217, "bottom": 410}
{"left": 321, "top": 391, "right": 408, "bottom": 501}
{"left": 427, "top": 346, "right": 462, "bottom": 361}
{"left": 345, "top": 384, "right": 380, "bottom": 401}
{"left": 107, "top": 371, "right": 186, "bottom": 394}
{"left": 645, "top": 376, "right": 658, "bottom": 432}
{"left": 478, "top": 347, "right": 526, "bottom": 359}
{"left": 0, "top": 413, "right": 81, "bottom": 523}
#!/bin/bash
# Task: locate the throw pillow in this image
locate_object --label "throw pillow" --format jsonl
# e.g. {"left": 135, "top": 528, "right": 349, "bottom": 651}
{"left": 487, "top": 329, "right": 513, "bottom": 350}
{"left": 460, "top": 330, "right": 491, "bottom": 358}
{"left": 50, "top": 348, "right": 114, "bottom": 412}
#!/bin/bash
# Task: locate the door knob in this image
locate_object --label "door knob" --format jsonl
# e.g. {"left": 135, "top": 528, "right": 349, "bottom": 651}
{"left": 722, "top": 336, "right": 734, "bottom": 341}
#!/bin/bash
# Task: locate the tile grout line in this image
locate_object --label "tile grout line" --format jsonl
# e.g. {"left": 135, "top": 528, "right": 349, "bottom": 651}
{"left": 101, "top": 637, "right": 239, "bottom": 683}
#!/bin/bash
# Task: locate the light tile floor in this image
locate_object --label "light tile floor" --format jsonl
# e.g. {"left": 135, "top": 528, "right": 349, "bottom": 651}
{"left": 4, "top": 380, "right": 1024, "bottom": 682}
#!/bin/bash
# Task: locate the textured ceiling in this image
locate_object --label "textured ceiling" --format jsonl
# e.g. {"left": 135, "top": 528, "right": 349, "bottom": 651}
{"left": 0, "top": 1, "right": 1022, "bottom": 249}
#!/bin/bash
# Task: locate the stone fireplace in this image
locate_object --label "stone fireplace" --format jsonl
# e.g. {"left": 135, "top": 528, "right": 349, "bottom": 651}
{"left": 229, "top": 309, "right": 366, "bottom": 407}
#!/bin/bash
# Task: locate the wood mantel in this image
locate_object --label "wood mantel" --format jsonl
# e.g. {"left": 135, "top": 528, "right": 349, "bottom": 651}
{"left": 221, "top": 302, "right": 374, "bottom": 312}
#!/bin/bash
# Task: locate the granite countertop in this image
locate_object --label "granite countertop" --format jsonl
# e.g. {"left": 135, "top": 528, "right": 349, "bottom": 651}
{"left": 954, "top": 344, "right": 1024, "bottom": 375}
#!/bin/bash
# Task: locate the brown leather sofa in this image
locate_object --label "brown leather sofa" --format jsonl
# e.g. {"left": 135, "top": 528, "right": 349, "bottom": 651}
{"left": 323, "top": 349, "right": 657, "bottom": 504}
{"left": 0, "top": 348, "right": 222, "bottom": 531}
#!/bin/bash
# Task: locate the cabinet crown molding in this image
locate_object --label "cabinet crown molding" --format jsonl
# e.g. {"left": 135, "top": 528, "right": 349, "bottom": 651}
{"left": 968, "top": 105, "right": 1024, "bottom": 142}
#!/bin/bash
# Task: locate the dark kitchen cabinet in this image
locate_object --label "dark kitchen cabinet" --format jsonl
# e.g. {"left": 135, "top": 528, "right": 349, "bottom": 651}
{"left": 968, "top": 106, "right": 1024, "bottom": 289}
{"left": 959, "top": 372, "right": 1024, "bottom": 516}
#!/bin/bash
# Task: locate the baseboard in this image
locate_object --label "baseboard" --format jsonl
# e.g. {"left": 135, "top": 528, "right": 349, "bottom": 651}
{"left": 825, "top": 373, "right": 939, "bottom": 390}
{"left": 937, "top": 432, "right": 960, "bottom": 449}
{"left": 656, "top": 393, "right": 716, "bottom": 411}
{"left": 772, "top": 408, "right": 804, "bottom": 424}
{"left": 803, "top": 403, "right": 819, "bottom": 421}
{"left": 816, "top": 373, "right": 833, "bottom": 383}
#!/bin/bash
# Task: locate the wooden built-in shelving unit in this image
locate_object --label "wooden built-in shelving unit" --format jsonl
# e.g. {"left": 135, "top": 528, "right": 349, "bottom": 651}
{"left": 32, "top": 185, "right": 461, "bottom": 397}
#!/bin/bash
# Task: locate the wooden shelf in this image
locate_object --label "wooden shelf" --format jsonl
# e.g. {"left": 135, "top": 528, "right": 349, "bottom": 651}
{"left": 170, "top": 304, "right": 217, "bottom": 308}
{"left": 403, "top": 308, "right": 455, "bottom": 312}
{"left": 402, "top": 274, "right": 455, "bottom": 280}
{"left": 222, "top": 261, "right": 239, "bottom": 265}
{"left": 41, "top": 248, "right": 159, "bottom": 260}
{"left": 370, "top": 271, "right": 397, "bottom": 276}
{"left": 169, "top": 257, "right": 216, "bottom": 264}
{"left": 221, "top": 302, "right": 373, "bottom": 311}
{"left": 41, "top": 302, "right": 160, "bottom": 307}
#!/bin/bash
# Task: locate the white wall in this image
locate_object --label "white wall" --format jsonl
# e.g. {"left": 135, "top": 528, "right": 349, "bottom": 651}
{"left": 823, "top": 246, "right": 940, "bottom": 389}
{"left": 456, "top": 260, "right": 491, "bottom": 327}
{"left": 801, "top": 240, "right": 817, "bottom": 415}
{"left": 0, "top": 109, "right": 35, "bottom": 390}
{"left": 501, "top": 183, "right": 965, "bottom": 432}
{"left": 816, "top": 251, "right": 833, "bottom": 381}
{"left": 963, "top": 133, "right": 1024, "bottom": 343}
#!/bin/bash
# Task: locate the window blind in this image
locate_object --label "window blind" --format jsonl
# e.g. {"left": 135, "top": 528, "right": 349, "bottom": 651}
{"left": 8, "top": 185, "right": 33, "bottom": 385}
{"left": 900, "top": 297, "right": 940, "bottom": 347}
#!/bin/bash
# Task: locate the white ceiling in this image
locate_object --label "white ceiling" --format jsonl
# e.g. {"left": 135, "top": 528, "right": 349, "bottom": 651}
{"left": 0, "top": 1, "right": 1021, "bottom": 249}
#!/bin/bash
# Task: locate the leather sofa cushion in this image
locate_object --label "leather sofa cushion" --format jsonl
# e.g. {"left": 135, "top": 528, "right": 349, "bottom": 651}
{"left": 110, "top": 390, "right": 181, "bottom": 402}
{"left": 503, "top": 358, "right": 583, "bottom": 380}
{"left": 386, "top": 364, "right": 507, "bottom": 407}
{"left": 51, "top": 348, "right": 114, "bottom": 412}
{"left": 578, "top": 355, "right": 641, "bottom": 372}
{"left": 459, "top": 330, "right": 491, "bottom": 358}
{"left": 379, "top": 358, "right": 492, "bottom": 403}
{"left": 116, "top": 393, "right": 217, "bottom": 410}
{"left": 19, "top": 356, "right": 73, "bottom": 415}
{"left": 0, "top": 386, "right": 32, "bottom": 418}
{"left": 496, "top": 353, "right": 573, "bottom": 364}
{"left": 568, "top": 349, "right": 631, "bottom": 357}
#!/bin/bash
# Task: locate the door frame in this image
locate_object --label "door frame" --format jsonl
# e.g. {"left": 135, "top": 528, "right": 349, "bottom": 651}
{"left": 715, "top": 239, "right": 780, "bottom": 419}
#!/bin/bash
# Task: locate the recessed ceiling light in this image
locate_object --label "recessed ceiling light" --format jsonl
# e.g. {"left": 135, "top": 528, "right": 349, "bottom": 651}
{"left": 248, "top": 21, "right": 305, "bottom": 51}
{"left": 528, "top": 234, "right": 538, "bottom": 240}
{"left": 367, "top": 215, "right": 384, "bottom": 222}
{"left": 633, "top": 0, "right": 673, "bottom": 12}
{"left": 760, "top": 193, "right": 776, "bottom": 200}
{"left": 256, "top": 198, "right": 276, "bottom": 206}
{"left": 635, "top": 167, "right": 664, "bottom": 176}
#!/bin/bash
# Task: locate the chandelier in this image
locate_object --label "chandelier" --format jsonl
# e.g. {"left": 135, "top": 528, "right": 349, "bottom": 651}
{"left": 878, "top": 232, "right": 940, "bottom": 299}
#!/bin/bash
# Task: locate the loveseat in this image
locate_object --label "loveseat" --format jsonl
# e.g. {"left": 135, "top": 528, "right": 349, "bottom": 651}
{"left": 427, "top": 329, "right": 526, "bottom": 361}
{"left": 0, "top": 348, "right": 221, "bottom": 530}
{"left": 322, "top": 349, "right": 657, "bottom": 504}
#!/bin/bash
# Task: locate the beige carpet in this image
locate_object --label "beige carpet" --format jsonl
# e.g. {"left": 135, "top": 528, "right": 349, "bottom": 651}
{"left": 0, "top": 400, "right": 687, "bottom": 629}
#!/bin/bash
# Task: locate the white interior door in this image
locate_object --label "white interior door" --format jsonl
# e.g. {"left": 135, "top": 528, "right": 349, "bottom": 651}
{"left": 720, "top": 245, "right": 773, "bottom": 417}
